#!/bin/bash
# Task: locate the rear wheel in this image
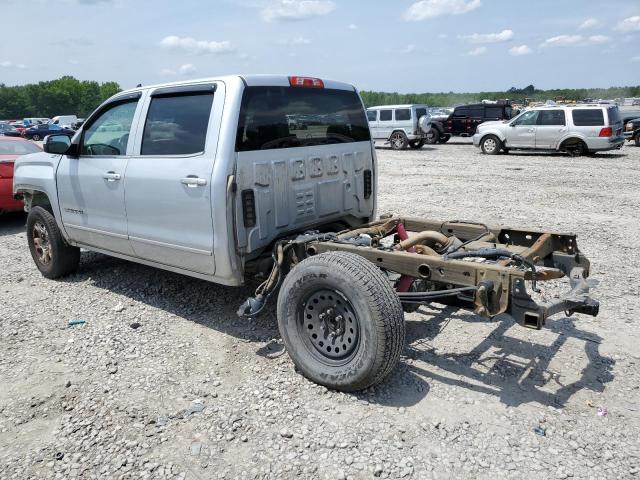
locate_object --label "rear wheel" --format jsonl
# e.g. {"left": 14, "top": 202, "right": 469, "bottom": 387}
{"left": 389, "top": 131, "right": 409, "bottom": 150}
{"left": 562, "top": 139, "right": 587, "bottom": 157}
{"left": 32, "top": 134, "right": 41, "bottom": 141}
{"left": 409, "top": 139, "right": 424, "bottom": 149}
{"left": 438, "top": 135, "right": 451, "bottom": 144}
{"left": 277, "top": 252, "right": 405, "bottom": 391}
{"left": 425, "top": 128, "right": 439, "bottom": 144}
{"left": 481, "top": 135, "right": 501, "bottom": 155}
{"left": 27, "top": 206, "right": 80, "bottom": 279}
{"left": 635, "top": 132, "right": 640, "bottom": 147}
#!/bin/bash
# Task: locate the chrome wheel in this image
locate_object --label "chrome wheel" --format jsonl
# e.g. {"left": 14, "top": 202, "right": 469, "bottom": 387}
{"left": 483, "top": 138, "right": 497, "bottom": 153}
{"left": 298, "top": 288, "right": 360, "bottom": 365}
{"left": 390, "top": 132, "right": 406, "bottom": 149}
{"left": 32, "top": 221, "right": 52, "bottom": 265}
{"left": 32, "top": 134, "right": 41, "bottom": 141}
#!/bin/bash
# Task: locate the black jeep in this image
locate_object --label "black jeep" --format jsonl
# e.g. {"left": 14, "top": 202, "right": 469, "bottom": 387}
{"left": 425, "top": 101, "right": 515, "bottom": 144}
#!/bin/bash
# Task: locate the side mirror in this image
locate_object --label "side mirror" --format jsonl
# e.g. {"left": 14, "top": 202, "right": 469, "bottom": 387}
{"left": 43, "top": 134, "right": 71, "bottom": 154}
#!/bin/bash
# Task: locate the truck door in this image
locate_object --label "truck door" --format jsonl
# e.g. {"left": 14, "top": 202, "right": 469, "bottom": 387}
{"left": 123, "top": 83, "right": 222, "bottom": 276}
{"left": 504, "top": 110, "right": 538, "bottom": 148}
{"left": 451, "top": 106, "right": 469, "bottom": 135}
{"left": 56, "top": 93, "right": 142, "bottom": 254}
{"left": 535, "top": 110, "right": 567, "bottom": 149}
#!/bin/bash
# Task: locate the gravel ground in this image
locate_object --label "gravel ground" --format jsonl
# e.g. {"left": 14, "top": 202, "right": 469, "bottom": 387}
{"left": 1, "top": 139, "right": 639, "bottom": 479}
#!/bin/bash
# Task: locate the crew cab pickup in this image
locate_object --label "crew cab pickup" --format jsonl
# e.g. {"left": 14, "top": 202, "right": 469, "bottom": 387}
{"left": 13, "top": 75, "right": 600, "bottom": 392}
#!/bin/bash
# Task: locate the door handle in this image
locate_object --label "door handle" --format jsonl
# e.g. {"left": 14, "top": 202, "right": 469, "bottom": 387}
{"left": 181, "top": 176, "right": 207, "bottom": 187}
{"left": 103, "top": 171, "right": 121, "bottom": 181}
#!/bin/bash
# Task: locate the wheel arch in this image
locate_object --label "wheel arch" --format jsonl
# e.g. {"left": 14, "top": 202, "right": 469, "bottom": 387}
{"left": 558, "top": 135, "right": 587, "bottom": 151}
{"left": 479, "top": 130, "right": 506, "bottom": 145}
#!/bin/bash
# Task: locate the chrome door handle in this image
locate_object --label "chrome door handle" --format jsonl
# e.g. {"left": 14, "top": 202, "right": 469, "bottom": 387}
{"left": 181, "top": 176, "right": 207, "bottom": 187}
{"left": 103, "top": 171, "right": 121, "bottom": 181}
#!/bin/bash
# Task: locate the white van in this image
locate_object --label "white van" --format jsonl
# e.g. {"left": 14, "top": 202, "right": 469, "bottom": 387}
{"left": 51, "top": 115, "right": 79, "bottom": 128}
{"left": 367, "top": 104, "right": 429, "bottom": 150}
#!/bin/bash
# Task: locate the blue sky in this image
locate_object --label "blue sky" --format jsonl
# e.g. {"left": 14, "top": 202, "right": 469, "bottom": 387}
{"left": 1, "top": 0, "right": 639, "bottom": 92}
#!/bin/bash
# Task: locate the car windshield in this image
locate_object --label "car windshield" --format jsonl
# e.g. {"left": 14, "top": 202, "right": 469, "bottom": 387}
{"left": 236, "top": 86, "right": 370, "bottom": 151}
{"left": 0, "top": 140, "right": 41, "bottom": 155}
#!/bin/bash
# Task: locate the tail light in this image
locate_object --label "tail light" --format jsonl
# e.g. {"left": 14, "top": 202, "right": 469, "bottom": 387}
{"left": 241, "top": 189, "right": 256, "bottom": 228}
{"left": 363, "top": 170, "right": 372, "bottom": 199}
{"left": 598, "top": 127, "right": 612, "bottom": 137}
{"left": 288, "top": 76, "right": 324, "bottom": 88}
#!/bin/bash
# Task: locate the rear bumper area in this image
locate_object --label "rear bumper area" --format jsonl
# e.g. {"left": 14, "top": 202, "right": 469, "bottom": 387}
{"left": 0, "top": 179, "right": 24, "bottom": 212}
{"left": 588, "top": 136, "right": 625, "bottom": 151}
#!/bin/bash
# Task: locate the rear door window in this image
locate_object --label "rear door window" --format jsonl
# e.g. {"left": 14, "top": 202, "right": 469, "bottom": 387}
{"left": 469, "top": 106, "right": 484, "bottom": 119}
{"left": 379, "top": 110, "right": 392, "bottom": 121}
{"left": 538, "top": 110, "right": 566, "bottom": 126}
{"left": 395, "top": 109, "right": 411, "bottom": 121}
{"left": 236, "top": 87, "right": 371, "bottom": 151}
{"left": 415, "top": 108, "right": 427, "bottom": 119}
{"left": 453, "top": 107, "right": 470, "bottom": 117}
{"left": 141, "top": 91, "right": 214, "bottom": 156}
{"left": 484, "top": 106, "right": 502, "bottom": 119}
{"left": 572, "top": 109, "right": 604, "bottom": 126}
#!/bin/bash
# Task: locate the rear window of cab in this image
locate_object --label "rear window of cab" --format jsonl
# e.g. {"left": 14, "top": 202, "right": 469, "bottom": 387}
{"left": 236, "top": 86, "right": 370, "bottom": 151}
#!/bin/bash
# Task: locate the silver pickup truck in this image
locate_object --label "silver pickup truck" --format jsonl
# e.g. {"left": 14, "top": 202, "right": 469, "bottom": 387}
{"left": 13, "top": 75, "right": 600, "bottom": 392}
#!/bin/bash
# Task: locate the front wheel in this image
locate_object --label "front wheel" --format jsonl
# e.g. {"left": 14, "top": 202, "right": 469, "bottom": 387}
{"left": 31, "top": 134, "right": 41, "bottom": 141}
{"left": 27, "top": 206, "right": 80, "bottom": 279}
{"left": 409, "top": 139, "right": 424, "bottom": 149}
{"left": 424, "top": 128, "right": 439, "bottom": 144}
{"left": 480, "top": 135, "right": 501, "bottom": 155}
{"left": 277, "top": 252, "right": 405, "bottom": 391}
{"left": 438, "top": 135, "right": 451, "bottom": 144}
{"left": 389, "top": 131, "right": 409, "bottom": 150}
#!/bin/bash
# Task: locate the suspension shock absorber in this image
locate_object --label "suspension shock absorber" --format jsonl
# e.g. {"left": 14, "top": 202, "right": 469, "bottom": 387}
{"left": 395, "top": 223, "right": 415, "bottom": 293}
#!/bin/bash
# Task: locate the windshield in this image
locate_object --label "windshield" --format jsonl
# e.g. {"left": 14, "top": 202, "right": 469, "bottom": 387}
{"left": 236, "top": 86, "right": 370, "bottom": 151}
{"left": 0, "top": 140, "right": 41, "bottom": 155}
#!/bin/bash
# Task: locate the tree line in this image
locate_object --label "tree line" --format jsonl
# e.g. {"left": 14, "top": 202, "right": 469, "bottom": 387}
{"left": 0, "top": 76, "right": 121, "bottom": 120}
{"left": 360, "top": 85, "right": 640, "bottom": 107}
{"left": 2, "top": 77, "right": 639, "bottom": 119}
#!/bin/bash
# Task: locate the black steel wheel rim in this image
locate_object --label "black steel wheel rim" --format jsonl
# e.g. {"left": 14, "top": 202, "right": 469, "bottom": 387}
{"left": 298, "top": 288, "right": 361, "bottom": 365}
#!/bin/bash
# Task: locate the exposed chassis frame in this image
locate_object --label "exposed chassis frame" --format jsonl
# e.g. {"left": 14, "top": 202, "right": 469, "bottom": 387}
{"left": 303, "top": 217, "right": 599, "bottom": 329}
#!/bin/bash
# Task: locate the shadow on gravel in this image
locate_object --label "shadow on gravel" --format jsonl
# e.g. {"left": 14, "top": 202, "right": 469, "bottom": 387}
{"left": 396, "top": 305, "right": 615, "bottom": 408}
{"left": 0, "top": 212, "right": 26, "bottom": 236}
{"left": 61, "top": 251, "right": 279, "bottom": 342}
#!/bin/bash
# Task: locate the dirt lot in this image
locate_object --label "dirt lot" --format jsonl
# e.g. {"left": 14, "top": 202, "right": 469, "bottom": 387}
{"left": 1, "top": 139, "right": 639, "bottom": 480}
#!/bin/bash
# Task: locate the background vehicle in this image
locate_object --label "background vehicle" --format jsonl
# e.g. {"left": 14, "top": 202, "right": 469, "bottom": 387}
{"left": 0, "top": 137, "right": 40, "bottom": 213}
{"left": 22, "top": 123, "right": 75, "bottom": 141}
{"left": 367, "top": 104, "right": 429, "bottom": 150}
{"left": 22, "top": 117, "right": 50, "bottom": 127}
{"left": 474, "top": 104, "right": 624, "bottom": 155}
{"left": 13, "top": 75, "right": 599, "bottom": 392}
{"left": 624, "top": 117, "right": 640, "bottom": 146}
{"left": 51, "top": 115, "right": 79, "bottom": 129}
{"left": 0, "top": 124, "right": 22, "bottom": 136}
{"left": 425, "top": 101, "right": 514, "bottom": 144}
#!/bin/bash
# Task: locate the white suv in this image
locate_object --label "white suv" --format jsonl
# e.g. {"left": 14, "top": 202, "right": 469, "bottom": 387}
{"left": 473, "top": 104, "right": 624, "bottom": 156}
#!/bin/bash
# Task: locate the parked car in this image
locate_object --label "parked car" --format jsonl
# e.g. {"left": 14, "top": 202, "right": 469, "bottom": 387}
{"left": 0, "top": 123, "right": 23, "bottom": 137}
{"left": 23, "top": 118, "right": 50, "bottom": 127}
{"left": 51, "top": 115, "right": 79, "bottom": 129}
{"left": 366, "top": 104, "right": 430, "bottom": 149}
{"left": 0, "top": 137, "right": 41, "bottom": 213}
{"left": 22, "top": 123, "right": 75, "bottom": 141}
{"left": 624, "top": 117, "right": 640, "bottom": 146}
{"left": 13, "top": 75, "right": 600, "bottom": 391}
{"left": 473, "top": 104, "right": 624, "bottom": 155}
{"left": 425, "top": 101, "right": 514, "bottom": 144}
